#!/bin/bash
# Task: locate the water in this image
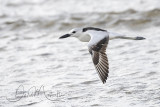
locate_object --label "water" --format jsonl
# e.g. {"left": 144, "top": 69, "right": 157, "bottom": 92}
{"left": 0, "top": 0, "right": 160, "bottom": 107}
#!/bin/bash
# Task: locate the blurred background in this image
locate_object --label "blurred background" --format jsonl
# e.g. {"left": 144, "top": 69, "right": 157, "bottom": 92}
{"left": 0, "top": 0, "right": 160, "bottom": 107}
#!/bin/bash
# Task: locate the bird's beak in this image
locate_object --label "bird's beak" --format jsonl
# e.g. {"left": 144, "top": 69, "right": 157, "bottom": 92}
{"left": 59, "top": 34, "right": 71, "bottom": 39}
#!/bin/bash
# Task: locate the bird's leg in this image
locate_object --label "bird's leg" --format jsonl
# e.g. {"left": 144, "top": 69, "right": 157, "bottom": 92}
{"left": 109, "top": 32, "right": 145, "bottom": 40}
{"left": 114, "top": 36, "right": 145, "bottom": 40}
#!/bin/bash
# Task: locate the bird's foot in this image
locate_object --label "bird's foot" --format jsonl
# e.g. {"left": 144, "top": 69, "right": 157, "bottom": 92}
{"left": 135, "top": 36, "right": 146, "bottom": 40}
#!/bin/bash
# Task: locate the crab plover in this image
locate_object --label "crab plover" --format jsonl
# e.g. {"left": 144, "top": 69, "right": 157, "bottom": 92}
{"left": 59, "top": 27, "right": 145, "bottom": 84}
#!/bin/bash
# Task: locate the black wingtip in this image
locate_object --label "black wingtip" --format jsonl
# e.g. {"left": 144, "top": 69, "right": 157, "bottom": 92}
{"left": 102, "top": 81, "right": 106, "bottom": 84}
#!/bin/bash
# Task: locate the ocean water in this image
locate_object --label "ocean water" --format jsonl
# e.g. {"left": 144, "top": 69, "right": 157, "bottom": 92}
{"left": 0, "top": 0, "right": 160, "bottom": 107}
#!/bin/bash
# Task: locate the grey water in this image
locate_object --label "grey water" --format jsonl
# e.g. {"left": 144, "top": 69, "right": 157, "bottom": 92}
{"left": 0, "top": 0, "right": 160, "bottom": 107}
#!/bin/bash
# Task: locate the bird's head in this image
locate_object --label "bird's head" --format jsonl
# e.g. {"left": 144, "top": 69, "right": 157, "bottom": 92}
{"left": 59, "top": 28, "right": 83, "bottom": 39}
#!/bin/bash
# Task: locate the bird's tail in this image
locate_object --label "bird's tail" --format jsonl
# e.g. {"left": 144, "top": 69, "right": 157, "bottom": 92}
{"left": 108, "top": 32, "right": 146, "bottom": 40}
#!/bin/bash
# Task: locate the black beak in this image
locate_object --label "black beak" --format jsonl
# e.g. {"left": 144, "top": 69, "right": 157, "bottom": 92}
{"left": 59, "top": 34, "right": 70, "bottom": 39}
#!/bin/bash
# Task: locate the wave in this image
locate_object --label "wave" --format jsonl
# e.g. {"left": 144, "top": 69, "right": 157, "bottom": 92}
{"left": 1, "top": 9, "right": 160, "bottom": 31}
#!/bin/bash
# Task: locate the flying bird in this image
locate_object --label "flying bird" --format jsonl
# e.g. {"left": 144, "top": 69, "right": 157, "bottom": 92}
{"left": 59, "top": 27, "right": 145, "bottom": 84}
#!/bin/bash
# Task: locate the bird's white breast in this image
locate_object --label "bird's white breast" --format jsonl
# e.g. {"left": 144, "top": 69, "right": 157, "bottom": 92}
{"left": 78, "top": 34, "right": 91, "bottom": 42}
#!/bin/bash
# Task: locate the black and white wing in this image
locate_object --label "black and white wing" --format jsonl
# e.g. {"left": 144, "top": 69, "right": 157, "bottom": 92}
{"left": 88, "top": 37, "right": 109, "bottom": 84}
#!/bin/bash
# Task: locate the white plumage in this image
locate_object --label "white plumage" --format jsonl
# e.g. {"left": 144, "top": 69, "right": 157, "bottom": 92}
{"left": 59, "top": 27, "right": 145, "bottom": 84}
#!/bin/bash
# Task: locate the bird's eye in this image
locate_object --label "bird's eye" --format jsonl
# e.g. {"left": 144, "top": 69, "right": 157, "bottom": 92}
{"left": 72, "top": 31, "right": 76, "bottom": 33}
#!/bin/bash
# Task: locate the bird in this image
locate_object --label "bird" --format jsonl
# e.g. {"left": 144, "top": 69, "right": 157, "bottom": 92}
{"left": 59, "top": 27, "right": 145, "bottom": 84}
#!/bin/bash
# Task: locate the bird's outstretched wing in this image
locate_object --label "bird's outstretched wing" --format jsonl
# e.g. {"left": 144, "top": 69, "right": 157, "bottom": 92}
{"left": 88, "top": 37, "right": 109, "bottom": 84}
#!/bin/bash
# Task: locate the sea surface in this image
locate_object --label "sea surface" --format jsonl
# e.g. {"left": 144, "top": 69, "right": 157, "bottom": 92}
{"left": 0, "top": 0, "right": 160, "bottom": 107}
